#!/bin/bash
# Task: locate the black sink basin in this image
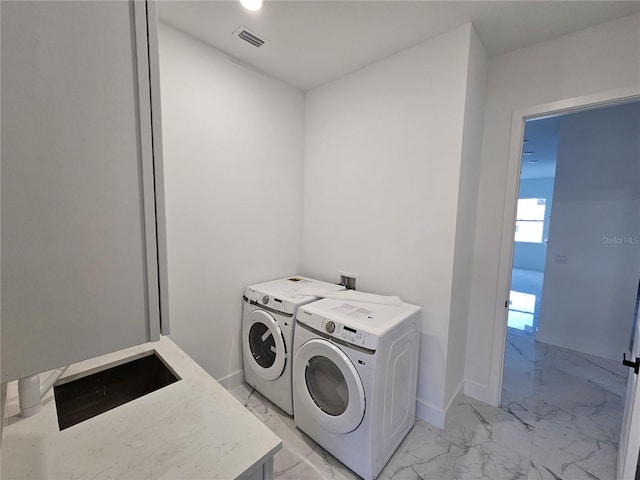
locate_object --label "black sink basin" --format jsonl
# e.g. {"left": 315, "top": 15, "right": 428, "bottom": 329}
{"left": 53, "top": 351, "right": 180, "bottom": 430}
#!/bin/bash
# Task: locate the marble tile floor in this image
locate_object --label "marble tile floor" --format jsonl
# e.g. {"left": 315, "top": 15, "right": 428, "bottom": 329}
{"left": 230, "top": 330, "right": 629, "bottom": 480}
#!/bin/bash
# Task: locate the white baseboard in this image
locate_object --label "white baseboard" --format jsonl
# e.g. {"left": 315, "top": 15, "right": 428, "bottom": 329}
{"left": 416, "top": 397, "right": 445, "bottom": 429}
{"left": 444, "top": 379, "right": 465, "bottom": 412}
{"left": 464, "top": 379, "right": 497, "bottom": 406}
{"left": 417, "top": 378, "right": 465, "bottom": 430}
{"left": 217, "top": 369, "right": 245, "bottom": 391}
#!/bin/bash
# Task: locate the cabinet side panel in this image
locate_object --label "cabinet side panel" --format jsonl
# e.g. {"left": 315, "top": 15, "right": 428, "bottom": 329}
{"left": 145, "top": 0, "right": 170, "bottom": 335}
{"left": 1, "top": 1, "right": 150, "bottom": 381}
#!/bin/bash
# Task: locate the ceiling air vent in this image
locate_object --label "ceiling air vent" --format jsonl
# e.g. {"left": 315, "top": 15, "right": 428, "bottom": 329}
{"left": 233, "top": 26, "right": 268, "bottom": 48}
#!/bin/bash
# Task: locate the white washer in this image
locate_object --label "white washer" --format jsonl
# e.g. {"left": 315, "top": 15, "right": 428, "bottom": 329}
{"left": 293, "top": 298, "right": 421, "bottom": 480}
{"left": 242, "top": 276, "right": 345, "bottom": 415}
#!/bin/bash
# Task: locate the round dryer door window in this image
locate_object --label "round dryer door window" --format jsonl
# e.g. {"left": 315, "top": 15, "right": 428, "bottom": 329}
{"left": 305, "top": 356, "right": 349, "bottom": 416}
{"left": 294, "top": 339, "right": 365, "bottom": 434}
{"left": 243, "top": 309, "right": 287, "bottom": 381}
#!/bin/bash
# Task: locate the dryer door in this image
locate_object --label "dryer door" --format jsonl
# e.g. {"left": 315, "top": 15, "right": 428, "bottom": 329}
{"left": 294, "top": 338, "right": 365, "bottom": 434}
{"left": 243, "top": 309, "right": 287, "bottom": 381}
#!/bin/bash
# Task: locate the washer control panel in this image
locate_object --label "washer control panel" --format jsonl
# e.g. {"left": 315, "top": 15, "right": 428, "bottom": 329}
{"left": 244, "top": 288, "right": 295, "bottom": 315}
{"left": 298, "top": 309, "right": 378, "bottom": 350}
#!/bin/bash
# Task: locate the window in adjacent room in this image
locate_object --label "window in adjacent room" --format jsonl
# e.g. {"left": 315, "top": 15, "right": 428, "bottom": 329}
{"left": 514, "top": 198, "right": 546, "bottom": 243}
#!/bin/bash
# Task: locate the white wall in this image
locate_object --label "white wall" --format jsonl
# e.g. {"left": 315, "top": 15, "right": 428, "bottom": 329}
{"left": 445, "top": 26, "right": 488, "bottom": 405}
{"left": 465, "top": 13, "right": 640, "bottom": 403}
{"left": 537, "top": 102, "right": 640, "bottom": 360}
{"left": 159, "top": 23, "right": 304, "bottom": 386}
{"left": 302, "top": 24, "right": 487, "bottom": 426}
{"left": 1, "top": 0, "right": 3, "bottom": 453}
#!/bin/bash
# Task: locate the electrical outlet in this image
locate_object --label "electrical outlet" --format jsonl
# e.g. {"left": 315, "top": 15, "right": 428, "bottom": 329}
{"left": 555, "top": 254, "right": 567, "bottom": 264}
{"left": 339, "top": 272, "right": 359, "bottom": 290}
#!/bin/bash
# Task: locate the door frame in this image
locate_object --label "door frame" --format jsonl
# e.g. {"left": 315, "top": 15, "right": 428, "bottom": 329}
{"left": 618, "top": 319, "right": 640, "bottom": 479}
{"left": 488, "top": 85, "right": 640, "bottom": 405}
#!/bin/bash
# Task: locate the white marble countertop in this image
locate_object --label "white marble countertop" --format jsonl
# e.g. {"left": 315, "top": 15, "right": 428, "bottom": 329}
{"left": 1, "top": 336, "right": 282, "bottom": 479}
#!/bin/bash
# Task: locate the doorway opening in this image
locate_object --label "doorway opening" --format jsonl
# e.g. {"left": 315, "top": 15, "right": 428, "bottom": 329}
{"left": 507, "top": 116, "right": 559, "bottom": 335}
{"left": 500, "top": 99, "right": 640, "bottom": 480}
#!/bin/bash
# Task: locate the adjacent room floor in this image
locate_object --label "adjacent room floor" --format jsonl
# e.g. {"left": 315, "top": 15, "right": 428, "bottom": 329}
{"left": 230, "top": 329, "right": 628, "bottom": 479}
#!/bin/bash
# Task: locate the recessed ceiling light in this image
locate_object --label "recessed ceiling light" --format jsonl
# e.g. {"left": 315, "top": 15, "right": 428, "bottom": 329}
{"left": 240, "top": 0, "right": 262, "bottom": 11}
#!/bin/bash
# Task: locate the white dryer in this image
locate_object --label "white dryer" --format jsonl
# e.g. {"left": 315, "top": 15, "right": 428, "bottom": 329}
{"left": 242, "top": 276, "right": 344, "bottom": 415}
{"left": 293, "top": 299, "right": 421, "bottom": 480}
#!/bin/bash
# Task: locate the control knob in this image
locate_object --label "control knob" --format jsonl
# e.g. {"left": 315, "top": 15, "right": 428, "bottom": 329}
{"left": 262, "top": 295, "right": 270, "bottom": 304}
{"left": 325, "top": 321, "right": 335, "bottom": 333}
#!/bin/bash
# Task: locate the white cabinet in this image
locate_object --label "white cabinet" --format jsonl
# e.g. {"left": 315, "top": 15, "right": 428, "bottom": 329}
{"left": 1, "top": 0, "right": 168, "bottom": 382}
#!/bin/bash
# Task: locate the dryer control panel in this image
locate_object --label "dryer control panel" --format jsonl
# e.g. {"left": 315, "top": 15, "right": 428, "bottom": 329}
{"left": 297, "top": 309, "right": 378, "bottom": 351}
